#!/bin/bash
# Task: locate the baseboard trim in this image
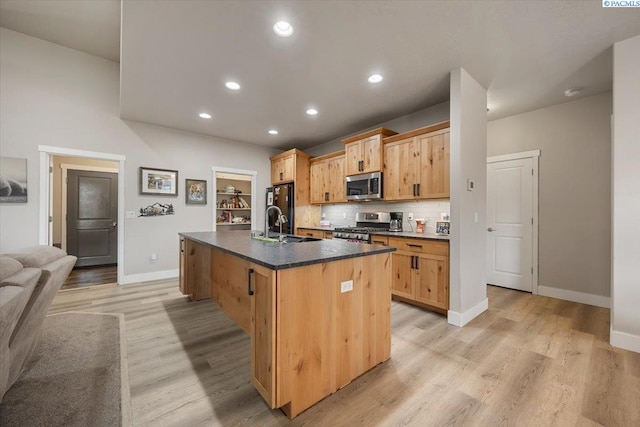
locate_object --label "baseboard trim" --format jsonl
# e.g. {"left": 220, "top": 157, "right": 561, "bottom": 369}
{"left": 119, "top": 269, "right": 179, "bottom": 285}
{"left": 610, "top": 328, "right": 640, "bottom": 353}
{"left": 448, "top": 298, "right": 489, "bottom": 327}
{"left": 538, "top": 285, "right": 610, "bottom": 308}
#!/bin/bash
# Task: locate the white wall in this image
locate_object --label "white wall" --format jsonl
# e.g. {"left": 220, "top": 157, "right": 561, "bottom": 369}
{"left": 611, "top": 34, "right": 640, "bottom": 353}
{"left": 306, "top": 101, "right": 450, "bottom": 157}
{"left": 0, "top": 28, "right": 277, "bottom": 278}
{"left": 487, "top": 93, "right": 612, "bottom": 300}
{"left": 448, "top": 68, "right": 488, "bottom": 326}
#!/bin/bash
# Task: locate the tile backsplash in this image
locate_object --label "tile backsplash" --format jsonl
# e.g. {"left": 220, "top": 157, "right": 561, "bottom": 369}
{"left": 321, "top": 200, "right": 450, "bottom": 234}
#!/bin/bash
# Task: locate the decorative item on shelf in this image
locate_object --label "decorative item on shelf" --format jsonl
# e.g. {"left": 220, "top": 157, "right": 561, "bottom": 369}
{"left": 185, "top": 179, "right": 206, "bottom": 205}
{"left": 139, "top": 167, "right": 178, "bottom": 196}
{"left": 138, "top": 202, "right": 175, "bottom": 217}
{"left": 223, "top": 184, "right": 235, "bottom": 193}
{"left": 436, "top": 221, "right": 450, "bottom": 235}
{"left": 0, "top": 156, "right": 28, "bottom": 203}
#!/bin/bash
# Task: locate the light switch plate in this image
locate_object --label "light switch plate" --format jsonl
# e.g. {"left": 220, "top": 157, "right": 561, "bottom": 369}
{"left": 341, "top": 280, "right": 353, "bottom": 293}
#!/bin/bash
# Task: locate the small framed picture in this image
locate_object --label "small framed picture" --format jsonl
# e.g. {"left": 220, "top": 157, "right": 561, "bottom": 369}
{"left": 185, "top": 179, "right": 207, "bottom": 205}
{"left": 139, "top": 167, "right": 178, "bottom": 196}
{"left": 436, "top": 221, "right": 450, "bottom": 235}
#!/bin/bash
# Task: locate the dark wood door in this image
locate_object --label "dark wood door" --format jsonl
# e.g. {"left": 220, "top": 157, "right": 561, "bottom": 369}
{"left": 67, "top": 170, "right": 118, "bottom": 267}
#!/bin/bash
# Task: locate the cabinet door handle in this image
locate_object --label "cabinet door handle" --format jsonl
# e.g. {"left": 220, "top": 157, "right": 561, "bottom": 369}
{"left": 415, "top": 257, "right": 419, "bottom": 270}
{"left": 412, "top": 184, "right": 417, "bottom": 196}
{"left": 416, "top": 183, "right": 420, "bottom": 196}
{"left": 247, "top": 268, "right": 255, "bottom": 296}
{"left": 407, "top": 243, "right": 423, "bottom": 248}
{"left": 279, "top": 172, "right": 283, "bottom": 181}
{"left": 325, "top": 192, "right": 329, "bottom": 201}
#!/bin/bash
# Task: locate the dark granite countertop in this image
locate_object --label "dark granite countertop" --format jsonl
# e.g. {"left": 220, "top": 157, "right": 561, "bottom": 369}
{"left": 371, "top": 231, "right": 450, "bottom": 241}
{"left": 179, "top": 231, "right": 395, "bottom": 271}
{"left": 296, "top": 225, "right": 338, "bottom": 231}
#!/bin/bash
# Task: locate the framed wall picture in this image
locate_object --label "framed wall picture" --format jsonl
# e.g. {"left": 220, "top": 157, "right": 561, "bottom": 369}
{"left": 0, "top": 156, "right": 28, "bottom": 203}
{"left": 185, "top": 179, "right": 207, "bottom": 205}
{"left": 139, "top": 167, "right": 178, "bottom": 196}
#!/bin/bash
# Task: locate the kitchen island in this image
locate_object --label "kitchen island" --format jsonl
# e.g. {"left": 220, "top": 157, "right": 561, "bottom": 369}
{"left": 178, "top": 231, "right": 395, "bottom": 418}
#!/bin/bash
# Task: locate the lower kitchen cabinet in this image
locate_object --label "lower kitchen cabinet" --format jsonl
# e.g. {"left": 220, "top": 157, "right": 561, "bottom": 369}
{"left": 388, "top": 237, "right": 449, "bottom": 313}
{"left": 296, "top": 228, "right": 333, "bottom": 239}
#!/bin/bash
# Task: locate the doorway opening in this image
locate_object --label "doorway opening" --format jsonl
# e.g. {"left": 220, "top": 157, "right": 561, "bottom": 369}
{"left": 38, "top": 146, "right": 126, "bottom": 285}
{"left": 211, "top": 167, "right": 257, "bottom": 232}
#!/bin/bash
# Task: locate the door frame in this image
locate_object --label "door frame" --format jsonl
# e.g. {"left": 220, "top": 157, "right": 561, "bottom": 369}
{"left": 60, "top": 164, "right": 119, "bottom": 251}
{"left": 39, "top": 146, "right": 126, "bottom": 285}
{"left": 487, "top": 149, "right": 540, "bottom": 294}
{"left": 211, "top": 166, "right": 257, "bottom": 232}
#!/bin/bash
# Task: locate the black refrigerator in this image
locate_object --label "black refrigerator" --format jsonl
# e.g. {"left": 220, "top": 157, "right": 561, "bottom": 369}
{"left": 266, "top": 183, "right": 294, "bottom": 234}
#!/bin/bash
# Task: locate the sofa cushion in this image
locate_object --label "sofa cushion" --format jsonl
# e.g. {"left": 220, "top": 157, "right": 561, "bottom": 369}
{"left": 6, "top": 246, "right": 68, "bottom": 268}
{"left": 0, "top": 257, "right": 23, "bottom": 282}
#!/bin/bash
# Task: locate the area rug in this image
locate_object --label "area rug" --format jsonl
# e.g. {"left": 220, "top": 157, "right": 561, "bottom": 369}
{"left": 0, "top": 312, "right": 131, "bottom": 426}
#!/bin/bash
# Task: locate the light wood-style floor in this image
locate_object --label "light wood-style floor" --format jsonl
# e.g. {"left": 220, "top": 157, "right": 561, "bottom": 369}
{"left": 61, "top": 264, "right": 117, "bottom": 290}
{"left": 49, "top": 280, "right": 640, "bottom": 426}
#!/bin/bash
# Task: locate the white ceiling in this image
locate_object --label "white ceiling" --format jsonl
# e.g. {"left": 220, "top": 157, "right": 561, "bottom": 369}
{"left": 1, "top": 1, "right": 639, "bottom": 150}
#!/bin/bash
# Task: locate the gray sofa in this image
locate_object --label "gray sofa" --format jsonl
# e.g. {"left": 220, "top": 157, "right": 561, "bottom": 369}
{"left": 0, "top": 246, "right": 76, "bottom": 401}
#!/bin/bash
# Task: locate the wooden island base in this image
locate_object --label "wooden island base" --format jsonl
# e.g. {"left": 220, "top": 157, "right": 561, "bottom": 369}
{"left": 180, "top": 237, "right": 392, "bottom": 418}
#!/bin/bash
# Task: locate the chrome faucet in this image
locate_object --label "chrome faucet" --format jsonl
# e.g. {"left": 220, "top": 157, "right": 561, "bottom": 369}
{"left": 265, "top": 205, "right": 288, "bottom": 241}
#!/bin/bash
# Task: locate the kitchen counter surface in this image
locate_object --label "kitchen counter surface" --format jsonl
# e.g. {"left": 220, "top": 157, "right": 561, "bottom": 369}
{"left": 297, "top": 225, "right": 338, "bottom": 231}
{"left": 371, "top": 230, "right": 450, "bottom": 240}
{"left": 179, "top": 231, "right": 395, "bottom": 271}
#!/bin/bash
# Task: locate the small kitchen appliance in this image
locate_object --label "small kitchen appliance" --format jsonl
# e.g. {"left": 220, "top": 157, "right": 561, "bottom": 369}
{"left": 389, "top": 212, "right": 403, "bottom": 232}
{"left": 333, "top": 212, "right": 390, "bottom": 243}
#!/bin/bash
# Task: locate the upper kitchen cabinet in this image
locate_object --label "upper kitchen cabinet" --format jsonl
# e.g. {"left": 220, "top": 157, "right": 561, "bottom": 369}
{"left": 342, "top": 128, "right": 397, "bottom": 176}
{"left": 310, "top": 151, "right": 346, "bottom": 204}
{"left": 383, "top": 121, "right": 450, "bottom": 200}
{"left": 270, "top": 149, "right": 310, "bottom": 185}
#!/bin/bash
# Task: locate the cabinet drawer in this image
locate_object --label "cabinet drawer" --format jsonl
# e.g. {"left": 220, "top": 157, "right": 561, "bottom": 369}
{"left": 388, "top": 237, "right": 448, "bottom": 256}
{"left": 370, "top": 235, "right": 389, "bottom": 246}
{"left": 297, "top": 228, "right": 325, "bottom": 239}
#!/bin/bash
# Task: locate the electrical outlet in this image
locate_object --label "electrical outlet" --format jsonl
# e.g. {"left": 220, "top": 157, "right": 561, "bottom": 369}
{"left": 407, "top": 212, "right": 414, "bottom": 221}
{"left": 150, "top": 253, "right": 158, "bottom": 263}
{"left": 340, "top": 280, "right": 353, "bottom": 293}
{"left": 322, "top": 212, "right": 326, "bottom": 219}
{"left": 343, "top": 212, "right": 347, "bottom": 219}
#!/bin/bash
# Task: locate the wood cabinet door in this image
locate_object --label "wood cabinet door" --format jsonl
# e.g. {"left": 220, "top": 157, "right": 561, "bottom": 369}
{"left": 414, "top": 254, "right": 449, "bottom": 310}
{"left": 328, "top": 156, "right": 345, "bottom": 202}
{"left": 418, "top": 131, "right": 450, "bottom": 198}
{"left": 271, "top": 157, "right": 282, "bottom": 184}
{"left": 310, "top": 161, "right": 326, "bottom": 204}
{"left": 344, "top": 140, "right": 362, "bottom": 176}
{"left": 250, "top": 263, "right": 277, "bottom": 408}
{"left": 391, "top": 252, "right": 415, "bottom": 299}
{"left": 383, "top": 138, "right": 418, "bottom": 200}
{"left": 281, "top": 155, "right": 295, "bottom": 182}
{"left": 361, "top": 135, "right": 382, "bottom": 173}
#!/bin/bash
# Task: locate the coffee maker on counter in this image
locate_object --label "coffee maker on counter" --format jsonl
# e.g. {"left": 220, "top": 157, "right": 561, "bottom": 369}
{"left": 389, "top": 212, "right": 403, "bottom": 232}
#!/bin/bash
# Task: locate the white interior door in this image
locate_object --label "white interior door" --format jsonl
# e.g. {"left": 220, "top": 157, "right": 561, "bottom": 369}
{"left": 487, "top": 157, "right": 533, "bottom": 292}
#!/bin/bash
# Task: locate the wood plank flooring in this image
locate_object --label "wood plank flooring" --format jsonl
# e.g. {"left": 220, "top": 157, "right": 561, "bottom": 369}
{"left": 48, "top": 281, "right": 640, "bottom": 426}
{"left": 61, "top": 265, "right": 117, "bottom": 290}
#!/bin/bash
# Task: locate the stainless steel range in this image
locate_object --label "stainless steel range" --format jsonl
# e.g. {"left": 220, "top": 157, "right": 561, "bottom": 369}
{"left": 333, "top": 212, "right": 390, "bottom": 243}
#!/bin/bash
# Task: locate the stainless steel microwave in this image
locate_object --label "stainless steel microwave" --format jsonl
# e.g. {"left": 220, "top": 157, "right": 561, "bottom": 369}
{"left": 346, "top": 172, "right": 382, "bottom": 201}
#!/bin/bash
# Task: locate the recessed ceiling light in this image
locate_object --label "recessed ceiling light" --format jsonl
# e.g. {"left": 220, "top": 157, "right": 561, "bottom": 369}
{"left": 199, "top": 113, "right": 212, "bottom": 119}
{"left": 225, "top": 81, "right": 241, "bottom": 90}
{"left": 306, "top": 108, "right": 318, "bottom": 116}
{"left": 368, "top": 74, "right": 383, "bottom": 83}
{"left": 563, "top": 87, "right": 582, "bottom": 97}
{"left": 268, "top": 129, "right": 279, "bottom": 135}
{"left": 273, "top": 21, "right": 294, "bottom": 37}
